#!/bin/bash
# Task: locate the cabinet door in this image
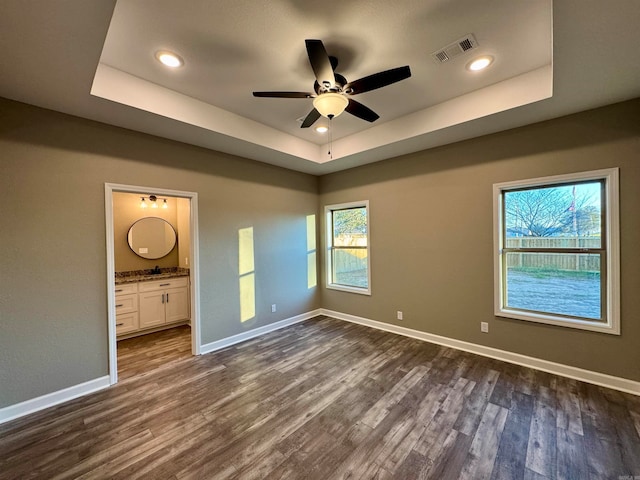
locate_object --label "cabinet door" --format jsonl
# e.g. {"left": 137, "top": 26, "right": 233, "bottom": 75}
{"left": 139, "top": 291, "right": 166, "bottom": 328}
{"left": 165, "top": 287, "right": 189, "bottom": 323}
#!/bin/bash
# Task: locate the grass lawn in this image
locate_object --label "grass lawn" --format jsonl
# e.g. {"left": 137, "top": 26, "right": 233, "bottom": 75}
{"left": 506, "top": 268, "right": 601, "bottom": 319}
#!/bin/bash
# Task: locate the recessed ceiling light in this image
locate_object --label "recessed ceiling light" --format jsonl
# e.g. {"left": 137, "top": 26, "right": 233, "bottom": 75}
{"left": 315, "top": 126, "right": 329, "bottom": 133}
{"left": 155, "top": 50, "right": 184, "bottom": 68}
{"left": 467, "top": 55, "right": 494, "bottom": 71}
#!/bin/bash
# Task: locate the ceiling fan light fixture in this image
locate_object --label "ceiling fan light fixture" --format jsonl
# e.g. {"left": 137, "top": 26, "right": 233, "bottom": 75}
{"left": 313, "top": 93, "right": 349, "bottom": 119}
{"left": 467, "top": 55, "right": 494, "bottom": 71}
{"left": 155, "top": 50, "right": 184, "bottom": 68}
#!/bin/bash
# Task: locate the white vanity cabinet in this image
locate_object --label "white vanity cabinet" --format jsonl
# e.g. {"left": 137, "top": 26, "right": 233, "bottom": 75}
{"left": 114, "top": 283, "right": 139, "bottom": 335}
{"left": 138, "top": 277, "right": 190, "bottom": 329}
{"left": 115, "top": 276, "right": 190, "bottom": 339}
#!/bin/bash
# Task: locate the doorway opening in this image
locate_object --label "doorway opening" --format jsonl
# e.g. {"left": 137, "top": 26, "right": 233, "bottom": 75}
{"left": 105, "top": 183, "right": 201, "bottom": 384}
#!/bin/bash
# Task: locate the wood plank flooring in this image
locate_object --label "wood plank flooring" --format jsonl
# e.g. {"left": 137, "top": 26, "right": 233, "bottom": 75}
{"left": 117, "top": 325, "right": 192, "bottom": 381}
{"left": 1, "top": 316, "right": 639, "bottom": 479}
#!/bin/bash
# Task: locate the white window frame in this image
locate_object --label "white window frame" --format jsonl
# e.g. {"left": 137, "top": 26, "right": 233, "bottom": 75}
{"left": 493, "top": 168, "right": 620, "bottom": 334}
{"left": 325, "top": 201, "right": 371, "bottom": 295}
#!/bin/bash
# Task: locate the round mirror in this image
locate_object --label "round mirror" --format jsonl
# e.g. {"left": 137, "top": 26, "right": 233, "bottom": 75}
{"left": 127, "top": 217, "right": 177, "bottom": 259}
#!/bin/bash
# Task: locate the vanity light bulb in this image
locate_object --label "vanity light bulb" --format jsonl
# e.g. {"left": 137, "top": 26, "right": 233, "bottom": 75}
{"left": 151, "top": 200, "right": 158, "bottom": 209}
{"left": 140, "top": 198, "right": 147, "bottom": 209}
{"left": 162, "top": 199, "right": 168, "bottom": 209}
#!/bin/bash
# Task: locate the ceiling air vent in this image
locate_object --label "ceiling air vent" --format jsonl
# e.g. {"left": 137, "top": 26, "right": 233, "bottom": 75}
{"left": 431, "top": 34, "right": 478, "bottom": 63}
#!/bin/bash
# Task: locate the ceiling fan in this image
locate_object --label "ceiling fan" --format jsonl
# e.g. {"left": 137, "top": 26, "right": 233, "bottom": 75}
{"left": 253, "top": 39, "right": 412, "bottom": 128}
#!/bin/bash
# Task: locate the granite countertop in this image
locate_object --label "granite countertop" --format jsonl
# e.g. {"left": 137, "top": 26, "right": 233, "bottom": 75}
{"left": 115, "top": 267, "right": 189, "bottom": 285}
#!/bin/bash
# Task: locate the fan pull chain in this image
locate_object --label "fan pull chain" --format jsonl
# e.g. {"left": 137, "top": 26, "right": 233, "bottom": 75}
{"left": 328, "top": 117, "right": 333, "bottom": 160}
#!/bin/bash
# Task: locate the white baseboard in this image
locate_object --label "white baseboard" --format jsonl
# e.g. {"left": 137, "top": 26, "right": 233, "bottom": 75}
{"left": 321, "top": 309, "right": 640, "bottom": 396}
{"left": 1, "top": 310, "right": 321, "bottom": 425}
{"left": 0, "top": 376, "right": 110, "bottom": 425}
{"left": 200, "top": 309, "right": 322, "bottom": 355}
{"left": 4, "top": 306, "right": 636, "bottom": 426}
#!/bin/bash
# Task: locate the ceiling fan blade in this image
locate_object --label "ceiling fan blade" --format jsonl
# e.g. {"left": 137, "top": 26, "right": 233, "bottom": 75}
{"left": 305, "top": 39, "right": 335, "bottom": 88}
{"left": 253, "top": 91, "right": 313, "bottom": 98}
{"left": 344, "top": 66, "right": 411, "bottom": 95}
{"left": 300, "top": 108, "right": 321, "bottom": 128}
{"left": 345, "top": 99, "right": 379, "bottom": 123}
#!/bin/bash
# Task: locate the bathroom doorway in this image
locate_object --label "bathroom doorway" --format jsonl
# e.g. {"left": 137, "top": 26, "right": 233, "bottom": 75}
{"left": 104, "top": 183, "right": 201, "bottom": 385}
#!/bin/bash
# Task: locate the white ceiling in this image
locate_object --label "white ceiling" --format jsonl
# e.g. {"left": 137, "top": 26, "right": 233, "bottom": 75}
{"left": 1, "top": 0, "right": 639, "bottom": 175}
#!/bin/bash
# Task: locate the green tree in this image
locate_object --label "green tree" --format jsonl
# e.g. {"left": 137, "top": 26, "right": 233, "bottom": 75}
{"left": 333, "top": 207, "right": 367, "bottom": 236}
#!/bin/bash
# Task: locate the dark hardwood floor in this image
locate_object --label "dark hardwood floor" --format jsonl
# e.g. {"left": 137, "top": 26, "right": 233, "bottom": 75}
{"left": 117, "top": 325, "right": 192, "bottom": 381}
{"left": 1, "top": 316, "right": 639, "bottom": 479}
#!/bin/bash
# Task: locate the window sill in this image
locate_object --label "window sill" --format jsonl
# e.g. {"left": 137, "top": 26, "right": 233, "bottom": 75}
{"left": 495, "top": 308, "right": 619, "bottom": 335}
{"left": 327, "top": 283, "right": 371, "bottom": 296}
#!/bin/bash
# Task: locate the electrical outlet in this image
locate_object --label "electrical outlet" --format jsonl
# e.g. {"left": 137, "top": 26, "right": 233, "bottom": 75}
{"left": 397, "top": 311, "right": 403, "bottom": 321}
{"left": 271, "top": 304, "right": 277, "bottom": 313}
{"left": 481, "top": 322, "right": 489, "bottom": 333}
{"left": 185, "top": 257, "right": 189, "bottom": 266}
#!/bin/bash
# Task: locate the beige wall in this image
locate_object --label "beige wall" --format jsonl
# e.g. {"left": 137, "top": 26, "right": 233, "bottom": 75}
{"left": 319, "top": 98, "right": 640, "bottom": 382}
{"left": 0, "top": 99, "right": 320, "bottom": 407}
{"left": 113, "top": 192, "right": 179, "bottom": 271}
{"left": 1, "top": 96, "right": 638, "bottom": 410}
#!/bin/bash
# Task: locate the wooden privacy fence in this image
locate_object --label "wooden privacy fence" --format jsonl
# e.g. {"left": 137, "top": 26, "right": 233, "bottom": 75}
{"left": 333, "top": 248, "right": 368, "bottom": 274}
{"left": 334, "top": 236, "right": 602, "bottom": 274}
{"left": 332, "top": 234, "right": 368, "bottom": 274}
{"left": 505, "top": 237, "right": 601, "bottom": 272}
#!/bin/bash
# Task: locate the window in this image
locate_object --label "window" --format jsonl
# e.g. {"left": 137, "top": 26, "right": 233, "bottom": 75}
{"left": 493, "top": 168, "right": 619, "bottom": 334}
{"left": 325, "top": 201, "right": 371, "bottom": 295}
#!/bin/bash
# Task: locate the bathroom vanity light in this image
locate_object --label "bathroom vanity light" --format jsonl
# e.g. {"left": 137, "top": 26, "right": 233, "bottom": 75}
{"left": 140, "top": 195, "right": 169, "bottom": 209}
